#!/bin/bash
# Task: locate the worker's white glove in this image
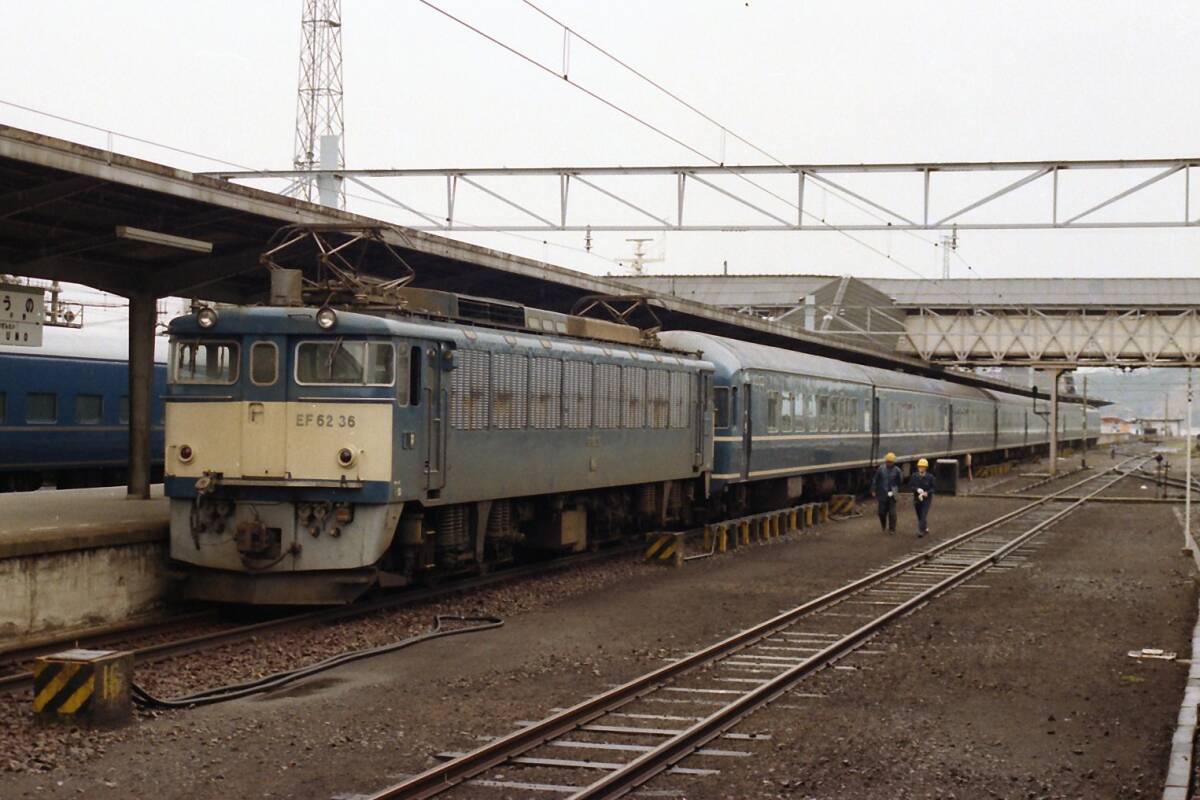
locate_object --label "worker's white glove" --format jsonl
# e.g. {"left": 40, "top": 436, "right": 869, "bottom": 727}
{"left": 917, "top": 489, "right": 927, "bottom": 500}
{"left": 887, "top": 490, "right": 894, "bottom": 498}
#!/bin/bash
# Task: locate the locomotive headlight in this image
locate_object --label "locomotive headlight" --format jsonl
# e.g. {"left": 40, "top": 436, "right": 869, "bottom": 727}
{"left": 178, "top": 444, "right": 194, "bottom": 463}
{"left": 337, "top": 447, "right": 356, "bottom": 467}
{"left": 316, "top": 306, "right": 338, "bottom": 330}
{"left": 196, "top": 307, "right": 218, "bottom": 329}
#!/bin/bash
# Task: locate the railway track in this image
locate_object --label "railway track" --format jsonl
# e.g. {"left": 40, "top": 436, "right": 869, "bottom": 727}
{"left": 0, "top": 544, "right": 643, "bottom": 696}
{"left": 362, "top": 456, "right": 1148, "bottom": 800}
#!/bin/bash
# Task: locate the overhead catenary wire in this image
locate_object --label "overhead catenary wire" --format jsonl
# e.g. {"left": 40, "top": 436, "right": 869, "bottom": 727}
{"left": 518, "top": 0, "right": 944, "bottom": 252}
{"left": 1, "top": 97, "right": 623, "bottom": 272}
{"left": 414, "top": 0, "right": 944, "bottom": 284}
{"left": 0, "top": 98, "right": 269, "bottom": 174}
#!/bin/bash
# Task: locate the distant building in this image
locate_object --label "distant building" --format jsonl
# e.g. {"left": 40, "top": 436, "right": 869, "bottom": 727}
{"left": 1135, "top": 417, "right": 1181, "bottom": 437}
{"left": 1101, "top": 416, "right": 1141, "bottom": 435}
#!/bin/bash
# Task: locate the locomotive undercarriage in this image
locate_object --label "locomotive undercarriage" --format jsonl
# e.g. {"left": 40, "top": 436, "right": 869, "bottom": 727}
{"left": 380, "top": 478, "right": 706, "bottom": 587}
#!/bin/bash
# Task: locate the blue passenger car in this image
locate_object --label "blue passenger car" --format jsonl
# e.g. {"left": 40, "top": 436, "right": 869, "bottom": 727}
{"left": 0, "top": 350, "right": 166, "bottom": 490}
{"left": 660, "top": 331, "right": 1097, "bottom": 512}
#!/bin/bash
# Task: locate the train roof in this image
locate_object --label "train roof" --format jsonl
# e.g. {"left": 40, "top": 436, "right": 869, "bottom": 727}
{"left": 661, "top": 331, "right": 994, "bottom": 399}
{"left": 169, "top": 307, "right": 712, "bottom": 368}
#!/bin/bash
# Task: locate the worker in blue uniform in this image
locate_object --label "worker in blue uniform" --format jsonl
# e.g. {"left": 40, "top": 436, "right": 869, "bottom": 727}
{"left": 911, "top": 457, "right": 935, "bottom": 537}
{"left": 870, "top": 452, "right": 902, "bottom": 533}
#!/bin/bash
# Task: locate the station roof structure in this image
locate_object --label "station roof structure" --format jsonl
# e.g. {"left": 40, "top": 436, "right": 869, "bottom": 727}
{"left": 618, "top": 274, "right": 1200, "bottom": 310}
{"left": 0, "top": 124, "right": 1060, "bottom": 396}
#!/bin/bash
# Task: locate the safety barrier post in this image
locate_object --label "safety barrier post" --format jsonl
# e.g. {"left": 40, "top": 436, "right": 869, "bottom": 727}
{"left": 33, "top": 649, "right": 132, "bottom": 725}
{"left": 644, "top": 532, "right": 685, "bottom": 567}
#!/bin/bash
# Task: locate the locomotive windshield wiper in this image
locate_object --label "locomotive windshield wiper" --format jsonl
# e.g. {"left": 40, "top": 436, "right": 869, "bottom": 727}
{"left": 324, "top": 336, "right": 344, "bottom": 380}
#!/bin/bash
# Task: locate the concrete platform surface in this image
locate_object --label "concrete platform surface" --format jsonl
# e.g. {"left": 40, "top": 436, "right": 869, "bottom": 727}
{"left": 0, "top": 485, "right": 167, "bottom": 559}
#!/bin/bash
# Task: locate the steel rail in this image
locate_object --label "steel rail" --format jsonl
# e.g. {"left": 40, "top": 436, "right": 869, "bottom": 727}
{"left": 0, "top": 609, "right": 217, "bottom": 667}
{"left": 365, "top": 458, "right": 1143, "bottom": 800}
{"left": 1004, "top": 465, "right": 1089, "bottom": 495}
{"left": 0, "top": 543, "right": 642, "bottom": 696}
{"left": 567, "top": 462, "right": 1138, "bottom": 798}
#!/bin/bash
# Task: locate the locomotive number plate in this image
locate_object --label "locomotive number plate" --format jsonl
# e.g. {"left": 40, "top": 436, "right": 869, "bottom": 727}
{"left": 295, "top": 413, "right": 357, "bottom": 428}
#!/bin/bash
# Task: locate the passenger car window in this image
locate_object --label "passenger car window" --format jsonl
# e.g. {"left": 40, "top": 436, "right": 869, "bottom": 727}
{"left": 26, "top": 393, "right": 56, "bottom": 423}
{"left": 119, "top": 396, "right": 129, "bottom": 424}
{"left": 250, "top": 342, "right": 278, "bottom": 386}
{"left": 75, "top": 394, "right": 102, "bottom": 424}
{"left": 172, "top": 341, "right": 238, "bottom": 385}
{"left": 766, "top": 391, "right": 781, "bottom": 432}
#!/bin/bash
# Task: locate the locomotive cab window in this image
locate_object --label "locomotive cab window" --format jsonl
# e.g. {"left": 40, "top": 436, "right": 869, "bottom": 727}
{"left": 713, "top": 387, "right": 730, "bottom": 428}
{"left": 295, "top": 340, "right": 395, "bottom": 386}
{"left": 407, "top": 346, "right": 421, "bottom": 405}
{"left": 171, "top": 340, "right": 239, "bottom": 385}
{"left": 250, "top": 342, "right": 278, "bottom": 386}
{"left": 394, "top": 347, "right": 411, "bottom": 405}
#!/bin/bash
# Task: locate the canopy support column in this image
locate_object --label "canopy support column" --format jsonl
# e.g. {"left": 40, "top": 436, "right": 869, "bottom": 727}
{"left": 1048, "top": 369, "right": 1061, "bottom": 476}
{"left": 127, "top": 291, "right": 156, "bottom": 499}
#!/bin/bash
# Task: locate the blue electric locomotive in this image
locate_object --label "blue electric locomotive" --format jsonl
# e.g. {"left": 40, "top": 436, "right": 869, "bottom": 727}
{"left": 164, "top": 299, "right": 712, "bottom": 604}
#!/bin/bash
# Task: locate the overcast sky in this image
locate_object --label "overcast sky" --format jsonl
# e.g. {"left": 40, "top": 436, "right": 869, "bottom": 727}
{"left": 4, "top": 0, "right": 1200, "bottom": 288}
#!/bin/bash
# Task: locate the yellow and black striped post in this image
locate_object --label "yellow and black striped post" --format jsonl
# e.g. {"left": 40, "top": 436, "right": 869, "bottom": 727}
{"left": 645, "top": 531, "right": 685, "bottom": 567}
{"left": 829, "top": 494, "right": 854, "bottom": 515}
{"left": 33, "top": 649, "right": 132, "bottom": 724}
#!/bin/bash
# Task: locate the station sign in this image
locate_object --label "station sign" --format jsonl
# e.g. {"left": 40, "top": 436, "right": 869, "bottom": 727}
{"left": 0, "top": 284, "right": 44, "bottom": 347}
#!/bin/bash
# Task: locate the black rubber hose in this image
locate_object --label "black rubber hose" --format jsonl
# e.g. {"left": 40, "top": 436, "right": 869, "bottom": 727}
{"left": 132, "top": 614, "right": 503, "bottom": 709}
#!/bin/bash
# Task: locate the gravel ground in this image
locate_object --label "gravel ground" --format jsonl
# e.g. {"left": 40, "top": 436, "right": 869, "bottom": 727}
{"left": 0, "top": 553, "right": 654, "bottom": 778}
{"left": 666, "top": 499, "right": 1196, "bottom": 799}
{"left": 3, "top": 452, "right": 1191, "bottom": 800}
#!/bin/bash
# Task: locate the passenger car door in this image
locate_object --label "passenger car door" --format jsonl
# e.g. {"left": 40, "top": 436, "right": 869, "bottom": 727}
{"left": 741, "top": 382, "right": 752, "bottom": 480}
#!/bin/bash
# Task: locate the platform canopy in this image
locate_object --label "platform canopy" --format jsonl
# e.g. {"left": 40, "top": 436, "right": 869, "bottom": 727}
{"left": 0, "top": 123, "right": 1049, "bottom": 387}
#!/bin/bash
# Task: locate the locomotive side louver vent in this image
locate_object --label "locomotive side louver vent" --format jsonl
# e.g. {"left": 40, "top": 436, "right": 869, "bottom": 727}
{"left": 456, "top": 296, "right": 527, "bottom": 328}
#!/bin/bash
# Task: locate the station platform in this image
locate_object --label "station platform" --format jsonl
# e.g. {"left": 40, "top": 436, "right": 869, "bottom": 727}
{"left": 0, "top": 485, "right": 167, "bottom": 559}
{"left": 0, "top": 486, "right": 170, "bottom": 640}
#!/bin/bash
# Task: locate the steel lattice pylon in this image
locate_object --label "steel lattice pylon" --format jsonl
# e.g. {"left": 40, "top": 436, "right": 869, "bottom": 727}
{"left": 292, "top": 0, "right": 345, "bottom": 208}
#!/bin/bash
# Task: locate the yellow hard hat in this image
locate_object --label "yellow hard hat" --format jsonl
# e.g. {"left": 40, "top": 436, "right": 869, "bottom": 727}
{"left": 917, "top": 458, "right": 929, "bottom": 468}
{"left": 885, "top": 452, "right": 896, "bottom": 462}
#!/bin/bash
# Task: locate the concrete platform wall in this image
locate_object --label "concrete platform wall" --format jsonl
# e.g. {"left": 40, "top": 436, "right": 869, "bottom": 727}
{"left": 0, "top": 539, "right": 169, "bottom": 638}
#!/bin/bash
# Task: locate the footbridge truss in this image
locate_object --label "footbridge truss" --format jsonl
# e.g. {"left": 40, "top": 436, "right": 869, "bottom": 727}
{"left": 898, "top": 307, "right": 1200, "bottom": 367}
